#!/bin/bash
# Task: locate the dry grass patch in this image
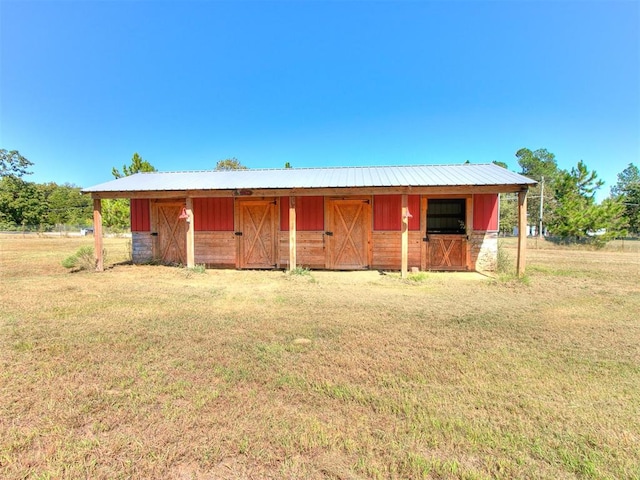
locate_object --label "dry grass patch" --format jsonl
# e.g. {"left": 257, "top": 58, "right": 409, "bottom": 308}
{"left": 1, "top": 235, "right": 639, "bottom": 479}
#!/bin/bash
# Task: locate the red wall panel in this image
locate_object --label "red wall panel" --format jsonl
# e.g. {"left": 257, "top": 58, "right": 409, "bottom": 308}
{"left": 473, "top": 194, "right": 499, "bottom": 231}
{"left": 130, "top": 199, "right": 150, "bottom": 232}
{"left": 374, "top": 195, "right": 401, "bottom": 230}
{"left": 374, "top": 195, "right": 420, "bottom": 231}
{"left": 194, "top": 198, "right": 234, "bottom": 231}
{"left": 280, "top": 196, "right": 324, "bottom": 231}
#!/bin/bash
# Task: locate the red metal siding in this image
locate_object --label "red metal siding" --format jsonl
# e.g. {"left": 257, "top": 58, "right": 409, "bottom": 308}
{"left": 473, "top": 194, "right": 499, "bottom": 231}
{"left": 130, "top": 199, "right": 150, "bottom": 232}
{"left": 374, "top": 195, "right": 420, "bottom": 231}
{"left": 194, "top": 198, "right": 234, "bottom": 231}
{"left": 280, "top": 196, "right": 324, "bottom": 231}
{"left": 374, "top": 195, "right": 401, "bottom": 230}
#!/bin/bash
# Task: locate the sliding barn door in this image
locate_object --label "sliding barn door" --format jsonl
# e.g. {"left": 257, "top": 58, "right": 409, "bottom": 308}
{"left": 237, "top": 199, "right": 277, "bottom": 269}
{"left": 155, "top": 203, "right": 188, "bottom": 265}
{"left": 326, "top": 198, "right": 371, "bottom": 270}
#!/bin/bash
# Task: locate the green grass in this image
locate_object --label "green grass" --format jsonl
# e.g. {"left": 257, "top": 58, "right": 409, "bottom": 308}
{"left": 1, "top": 235, "right": 639, "bottom": 479}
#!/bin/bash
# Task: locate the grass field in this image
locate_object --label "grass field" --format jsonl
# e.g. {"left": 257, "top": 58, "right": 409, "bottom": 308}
{"left": 1, "top": 235, "right": 639, "bottom": 479}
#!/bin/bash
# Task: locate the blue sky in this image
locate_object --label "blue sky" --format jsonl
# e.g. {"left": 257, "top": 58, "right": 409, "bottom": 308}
{"left": 1, "top": 0, "right": 638, "bottom": 201}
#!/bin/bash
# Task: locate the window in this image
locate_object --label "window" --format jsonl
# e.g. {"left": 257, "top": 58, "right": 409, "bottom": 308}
{"left": 427, "top": 199, "right": 466, "bottom": 234}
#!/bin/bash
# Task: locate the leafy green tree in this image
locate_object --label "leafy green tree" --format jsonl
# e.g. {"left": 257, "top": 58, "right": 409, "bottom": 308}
{"left": 492, "top": 160, "right": 509, "bottom": 169}
{"left": 102, "top": 198, "right": 131, "bottom": 231}
{"left": 39, "top": 182, "right": 92, "bottom": 226}
{"left": 547, "top": 161, "right": 626, "bottom": 244}
{"left": 516, "top": 148, "right": 561, "bottom": 235}
{"left": 516, "top": 148, "right": 559, "bottom": 181}
{"left": 0, "top": 151, "right": 93, "bottom": 230}
{"left": 491, "top": 161, "right": 520, "bottom": 235}
{"left": 105, "top": 153, "right": 157, "bottom": 230}
{"left": 0, "top": 176, "right": 46, "bottom": 228}
{"left": 112, "top": 152, "right": 157, "bottom": 178}
{"left": 215, "top": 158, "right": 246, "bottom": 171}
{"left": 611, "top": 163, "right": 640, "bottom": 235}
{"left": 0, "top": 149, "right": 33, "bottom": 178}
{"left": 498, "top": 193, "right": 518, "bottom": 235}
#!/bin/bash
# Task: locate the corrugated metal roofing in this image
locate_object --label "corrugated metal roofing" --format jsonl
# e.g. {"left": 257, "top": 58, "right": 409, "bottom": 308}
{"left": 82, "top": 163, "right": 536, "bottom": 193}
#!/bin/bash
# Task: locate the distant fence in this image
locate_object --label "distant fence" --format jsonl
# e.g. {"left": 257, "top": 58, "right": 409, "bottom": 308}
{"left": 0, "top": 224, "right": 131, "bottom": 237}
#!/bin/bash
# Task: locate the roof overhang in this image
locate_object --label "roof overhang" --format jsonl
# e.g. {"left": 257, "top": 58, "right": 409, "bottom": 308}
{"left": 83, "top": 163, "right": 536, "bottom": 199}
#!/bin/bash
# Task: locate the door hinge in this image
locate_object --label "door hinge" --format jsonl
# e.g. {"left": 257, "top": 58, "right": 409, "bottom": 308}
{"left": 151, "top": 232, "right": 158, "bottom": 236}
{"left": 235, "top": 232, "right": 243, "bottom": 236}
{"left": 422, "top": 235, "right": 429, "bottom": 242}
{"left": 325, "top": 231, "right": 334, "bottom": 236}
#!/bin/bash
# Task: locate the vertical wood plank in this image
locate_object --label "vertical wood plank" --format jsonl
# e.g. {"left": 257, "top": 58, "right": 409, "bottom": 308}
{"left": 401, "top": 194, "right": 409, "bottom": 278}
{"left": 289, "top": 196, "right": 297, "bottom": 270}
{"left": 93, "top": 198, "right": 104, "bottom": 271}
{"left": 325, "top": 198, "right": 333, "bottom": 269}
{"left": 186, "top": 197, "right": 195, "bottom": 268}
{"left": 150, "top": 200, "right": 158, "bottom": 260}
{"left": 517, "top": 190, "right": 528, "bottom": 277}
{"left": 272, "top": 198, "right": 278, "bottom": 268}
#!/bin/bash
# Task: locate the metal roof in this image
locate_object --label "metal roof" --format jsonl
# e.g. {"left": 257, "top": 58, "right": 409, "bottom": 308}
{"left": 83, "top": 163, "right": 536, "bottom": 193}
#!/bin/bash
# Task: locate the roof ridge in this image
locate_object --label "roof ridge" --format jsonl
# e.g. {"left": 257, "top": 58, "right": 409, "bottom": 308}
{"left": 138, "top": 163, "right": 498, "bottom": 174}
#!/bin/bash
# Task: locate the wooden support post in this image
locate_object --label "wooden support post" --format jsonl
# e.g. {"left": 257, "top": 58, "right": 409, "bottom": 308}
{"left": 466, "top": 196, "right": 473, "bottom": 271}
{"left": 517, "top": 190, "right": 527, "bottom": 277}
{"left": 289, "top": 196, "right": 297, "bottom": 271}
{"left": 420, "top": 196, "right": 427, "bottom": 271}
{"left": 186, "top": 197, "right": 195, "bottom": 268}
{"left": 401, "top": 194, "right": 409, "bottom": 278}
{"left": 93, "top": 198, "right": 104, "bottom": 272}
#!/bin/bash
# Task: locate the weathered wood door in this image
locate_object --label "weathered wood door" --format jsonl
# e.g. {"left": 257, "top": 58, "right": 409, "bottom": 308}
{"left": 237, "top": 199, "right": 277, "bottom": 269}
{"left": 426, "top": 235, "right": 467, "bottom": 270}
{"left": 155, "top": 203, "right": 188, "bottom": 265}
{"left": 326, "top": 199, "right": 371, "bottom": 269}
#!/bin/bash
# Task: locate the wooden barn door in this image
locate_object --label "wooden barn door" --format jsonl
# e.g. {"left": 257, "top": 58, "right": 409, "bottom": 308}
{"left": 426, "top": 235, "right": 467, "bottom": 270}
{"left": 424, "top": 197, "right": 469, "bottom": 271}
{"left": 326, "top": 198, "right": 371, "bottom": 270}
{"left": 155, "top": 202, "right": 188, "bottom": 265}
{"left": 237, "top": 199, "right": 278, "bottom": 269}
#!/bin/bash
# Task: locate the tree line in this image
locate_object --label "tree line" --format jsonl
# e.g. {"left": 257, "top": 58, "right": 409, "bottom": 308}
{"left": 0, "top": 151, "right": 247, "bottom": 231}
{"left": 1, "top": 148, "right": 638, "bottom": 243}
{"left": 0, "top": 150, "right": 93, "bottom": 230}
{"left": 496, "top": 148, "right": 638, "bottom": 244}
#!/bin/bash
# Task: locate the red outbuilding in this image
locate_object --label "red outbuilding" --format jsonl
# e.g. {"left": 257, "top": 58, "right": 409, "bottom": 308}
{"left": 83, "top": 163, "right": 535, "bottom": 276}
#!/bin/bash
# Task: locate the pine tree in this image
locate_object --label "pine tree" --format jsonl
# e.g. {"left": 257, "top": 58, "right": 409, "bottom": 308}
{"left": 548, "top": 161, "right": 626, "bottom": 244}
{"left": 611, "top": 163, "right": 640, "bottom": 234}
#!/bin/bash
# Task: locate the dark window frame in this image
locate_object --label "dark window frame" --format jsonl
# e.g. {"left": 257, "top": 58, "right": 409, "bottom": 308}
{"left": 427, "top": 198, "right": 466, "bottom": 234}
